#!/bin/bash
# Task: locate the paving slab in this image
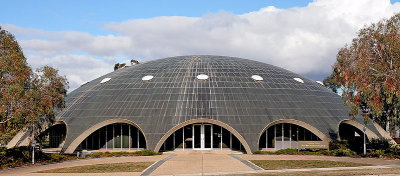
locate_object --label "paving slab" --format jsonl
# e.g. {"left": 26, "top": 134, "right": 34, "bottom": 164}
{"left": 150, "top": 150, "right": 253, "bottom": 175}
{"left": 3, "top": 152, "right": 400, "bottom": 176}
{"left": 150, "top": 164, "right": 400, "bottom": 176}
{"left": 141, "top": 154, "right": 176, "bottom": 176}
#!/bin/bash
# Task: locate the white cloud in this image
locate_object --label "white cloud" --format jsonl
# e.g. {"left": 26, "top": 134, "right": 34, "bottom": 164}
{"left": 104, "top": 0, "right": 400, "bottom": 76}
{"left": 3, "top": 0, "right": 400, "bottom": 92}
{"left": 27, "top": 54, "right": 113, "bottom": 91}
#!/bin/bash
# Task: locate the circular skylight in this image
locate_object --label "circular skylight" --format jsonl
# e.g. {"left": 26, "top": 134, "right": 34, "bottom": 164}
{"left": 142, "top": 75, "right": 154, "bottom": 81}
{"left": 293, "top": 77, "right": 304, "bottom": 83}
{"left": 100, "top": 78, "right": 111, "bottom": 84}
{"left": 316, "top": 81, "right": 324, "bottom": 85}
{"left": 251, "top": 75, "right": 263, "bottom": 81}
{"left": 196, "top": 74, "right": 209, "bottom": 80}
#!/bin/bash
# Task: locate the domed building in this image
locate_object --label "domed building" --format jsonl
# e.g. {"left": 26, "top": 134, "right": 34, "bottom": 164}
{"left": 8, "top": 55, "right": 392, "bottom": 154}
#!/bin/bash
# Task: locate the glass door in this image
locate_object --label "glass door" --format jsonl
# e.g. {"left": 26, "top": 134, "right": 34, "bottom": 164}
{"left": 193, "top": 125, "right": 201, "bottom": 149}
{"left": 204, "top": 125, "right": 212, "bottom": 149}
{"left": 193, "top": 124, "right": 212, "bottom": 150}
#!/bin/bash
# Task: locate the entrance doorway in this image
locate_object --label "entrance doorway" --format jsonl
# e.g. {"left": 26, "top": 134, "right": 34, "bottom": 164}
{"left": 160, "top": 123, "right": 245, "bottom": 152}
{"left": 193, "top": 124, "right": 212, "bottom": 150}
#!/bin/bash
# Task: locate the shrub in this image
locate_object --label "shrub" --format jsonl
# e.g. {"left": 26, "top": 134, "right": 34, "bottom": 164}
{"left": 253, "top": 150, "right": 265, "bottom": 154}
{"left": 254, "top": 147, "right": 400, "bottom": 158}
{"left": 86, "top": 152, "right": 104, "bottom": 158}
{"left": 331, "top": 138, "right": 365, "bottom": 154}
{"left": 368, "top": 138, "right": 392, "bottom": 150}
{"left": 274, "top": 148, "right": 299, "bottom": 155}
{"left": 253, "top": 149, "right": 332, "bottom": 156}
{"left": 134, "top": 149, "right": 160, "bottom": 156}
{"left": 329, "top": 140, "right": 348, "bottom": 150}
{"left": 0, "top": 147, "right": 161, "bottom": 169}
{"left": 385, "top": 147, "right": 400, "bottom": 157}
{"left": 86, "top": 149, "right": 160, "bottom": 158}
{"left": 2, "top": 147, "right": 29, "bottom": 168}
{"left": 332, "top": 148, "right": 356, "bottom": 156}
{"left": 347, "top": 138, "right": 364, "bottom": 154}
{"left": 86, "top": 151, "right": 126, "bottom": 158}
{"left": 298, "top": 149, "right": 322, "bottom": 155}
{"left": 366, "top": 149, "right": 385, "bottom": 158}
{"left": 253, "top": 150, "right": 275, "bottom": 154}
{"left": 0, "top": 147, "right": 78, "bottom": 169}
{"left": 0, "top": 146, "right": 36, "bottom": 168}
{"left": 319, "top": 150, "right": 332, "bottom": 155}
{"left": 49, "top": 154, "right": 68, "bottom": 162}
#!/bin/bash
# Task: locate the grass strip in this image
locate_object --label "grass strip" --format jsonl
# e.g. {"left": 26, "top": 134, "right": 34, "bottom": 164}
{"left": 250, "top": 160, "right": 369, "bottom": 170}
{"left": 229, "top": 167, "right": 400, "bottom": 176}
{"left": 38, "top": 162, "right": 153, "bottom": 173}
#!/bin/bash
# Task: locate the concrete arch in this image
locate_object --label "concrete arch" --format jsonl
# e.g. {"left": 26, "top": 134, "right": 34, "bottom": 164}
{"left": 339, "top": 119, "right": 379, "bottom": 140}
{"left": 154, "top": 118, "right": 252, "bottom": 154}
{"left": 64, "top": 118, "right": 147, "bottom": 154}
{"left": 39, "top": 120, "right": 68, "bottom": 148}
{"left": 257, "top": 119, "right": 331, "bottom": 148}
{"left": 372, "top": 122, "right": 397, "bottom": 145}
{"left": 7, "top": 120, "right": 68, "bottom": 148}
{"left": 56, "top": 120, "right": 68, "bottom": 146}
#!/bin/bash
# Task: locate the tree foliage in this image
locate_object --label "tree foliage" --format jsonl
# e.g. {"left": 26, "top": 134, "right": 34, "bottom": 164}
{"left": 325, "top": 14, "right": 400, "bottom": 131}
{"left": 130, "top": 59, "right": 139, "bottom": 65}
{"left": 113, "top": 63, "right": 126, "bottom": 70}
{"left": 0, "top": 26, "right": 68, "bottom": 145}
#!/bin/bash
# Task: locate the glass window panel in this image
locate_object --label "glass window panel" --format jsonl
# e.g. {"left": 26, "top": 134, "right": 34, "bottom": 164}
{"left": 291, "top": 124, "right": 298, "bottom": 141}
{"left": 275, "top": 124, "right": 282, "bottom": 141}
{"left": 122, "top": 124, "right": 130, "bottom": 148}
{"left": 284, "top": 123, "right": 290, "bottom": 141}
{"left": 114, "top": 123, "right": 121, "bottom": 148}
{"left": 267, "top": 127, "right": 275, "bottom": 148}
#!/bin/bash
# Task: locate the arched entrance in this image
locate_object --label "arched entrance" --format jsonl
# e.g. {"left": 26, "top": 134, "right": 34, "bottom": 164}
{"left": 338, "top": 120, "right": 379, "bottom": 153}
{"left": 155, "top": 118, "right": 251, "bottom": 154}
{"left": 338, "top": 120, "right": 379, "bottom": 140}
{"left": 160, "top": 123, "right": 244, "bottom": 151}
{"left": 39, "top": 121, "right": 67, "bottom": 148}
{"left": 77, "top": 123, "right": 146, "bottom": 151}
{"left": 258, "top": 119, "right": 329, "bottom": 150}
{"left": 64, "top": 118, "right": 147, "bottom": 153}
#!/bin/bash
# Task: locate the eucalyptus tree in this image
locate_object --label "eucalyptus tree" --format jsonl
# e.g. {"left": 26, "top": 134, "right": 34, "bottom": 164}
{"left": 0, "top": 26, "right": 68, "bottom": 145}
{"left": 325, "top": 13, "right": 400, "bottom": 132}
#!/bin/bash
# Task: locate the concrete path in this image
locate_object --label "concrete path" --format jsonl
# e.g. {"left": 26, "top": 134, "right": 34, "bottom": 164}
{"left": 149, "top": 150, "right": 253, "bottom": 175}
{"left": 151, "top": 164, "right": 400, "bottom": 176}
{"left": 2, "top": 152, "right": 400, "bottom": 176}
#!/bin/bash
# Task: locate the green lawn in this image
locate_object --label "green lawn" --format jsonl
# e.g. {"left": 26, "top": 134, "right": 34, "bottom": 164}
{"left": 250, "top": 160, "right": 369, "bottom": 170}
{"left": 229, "top": 168, "right": 400, "bottom": 176}
{"left": 38, "top": 162, "right": 153, "bottom": 173}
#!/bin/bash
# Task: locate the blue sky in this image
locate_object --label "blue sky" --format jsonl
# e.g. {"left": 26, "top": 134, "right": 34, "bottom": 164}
{"left": 2, "top": 0, "right": 400, "bottom": 91}
{"left": 2, "top": 0, "right": 313, "bottom": 34}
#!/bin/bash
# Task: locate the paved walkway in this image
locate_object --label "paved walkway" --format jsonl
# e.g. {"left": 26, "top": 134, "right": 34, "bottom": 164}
{"left": 150, "top": 150, "right": 253, "bottom": 175}
{"left": 151, "top": 164, "right": 400, "bottom": 176}
{"left": 2, "top": 152, "right": 400, "bottom": 175}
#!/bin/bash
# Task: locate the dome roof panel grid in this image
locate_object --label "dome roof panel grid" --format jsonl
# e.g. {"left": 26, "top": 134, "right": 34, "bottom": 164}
{"left": 56, "top": 55, "right": 383, "bottom": 153}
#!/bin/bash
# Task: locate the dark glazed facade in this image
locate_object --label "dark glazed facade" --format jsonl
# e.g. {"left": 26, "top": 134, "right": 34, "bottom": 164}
{"left": 57, "top": 55, "right": 384, "bottom": 153}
